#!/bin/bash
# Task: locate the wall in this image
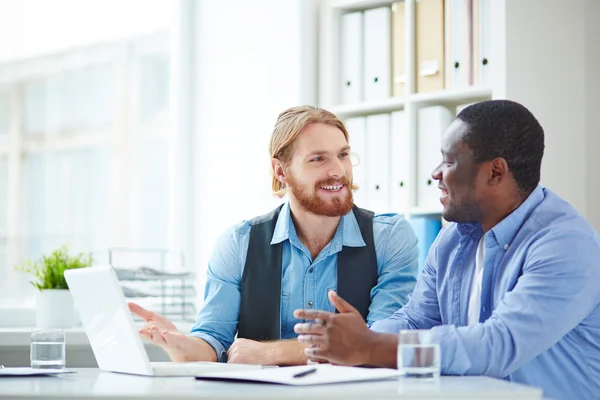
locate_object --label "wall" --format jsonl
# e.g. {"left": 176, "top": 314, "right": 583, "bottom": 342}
{"left": 491, "top": 0, "right": 600, "bottom": 228}
{"left": 584, "top": 0, "right": 600, "bottom": 230}
{"left": 191, "top": 0, "right": 318, "bottom": 295}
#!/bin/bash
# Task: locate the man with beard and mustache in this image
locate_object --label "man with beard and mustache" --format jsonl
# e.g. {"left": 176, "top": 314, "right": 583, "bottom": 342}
{"left": 294, "top": 100, "right": 600, "bottom": 400}
{"left": 128, "top": 105, "right": 419, "bottom": 366}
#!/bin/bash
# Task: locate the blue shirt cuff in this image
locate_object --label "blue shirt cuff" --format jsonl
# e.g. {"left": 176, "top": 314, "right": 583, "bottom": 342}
{"left": 431, "top": 324, "right": 472, "bottom": 374}
{"left": 370, "top": 317, "right": 406, "bottom": 333}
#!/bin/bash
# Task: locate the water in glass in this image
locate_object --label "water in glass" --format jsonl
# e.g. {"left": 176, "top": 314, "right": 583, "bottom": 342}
{"left": 397, "top": 330, "right": 440, "bottom": 379}
{"left": 30, "top": 330, "right": 66, "bottom": 369}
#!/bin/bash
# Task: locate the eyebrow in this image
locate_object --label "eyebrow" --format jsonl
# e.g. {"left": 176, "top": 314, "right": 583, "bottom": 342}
{"left": 305, "top": 145, "right": 351, "bottom": 158}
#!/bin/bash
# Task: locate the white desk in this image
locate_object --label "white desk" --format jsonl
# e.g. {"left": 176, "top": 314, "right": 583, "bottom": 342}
{"left": 0, "top": 368, "right": 543, "bottom": 399}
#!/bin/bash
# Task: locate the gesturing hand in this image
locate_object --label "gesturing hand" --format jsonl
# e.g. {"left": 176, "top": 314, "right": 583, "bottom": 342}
{"left": 293, "top": 290, "right": 376, "bottom": 366}
{"left": 128, "top": 302, "right": 191, "bottom": 361}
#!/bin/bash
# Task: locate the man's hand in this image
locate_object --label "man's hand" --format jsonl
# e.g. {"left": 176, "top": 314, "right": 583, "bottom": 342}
{"left": 227, "top": 338, "right": 310, "bottom": 366}
{"left": 227, "top": 338, "right": 271, "bottom": 365}
{"left": 293, "top": 290, "right": 379, "bottom": 366}
{"left": 128, "top": 302, "right": 216, "bottom": 362}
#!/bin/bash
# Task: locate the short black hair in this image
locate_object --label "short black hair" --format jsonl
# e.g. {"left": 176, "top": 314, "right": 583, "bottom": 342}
{"left": 457, "top": 99, "right": 545, "bottom": 195}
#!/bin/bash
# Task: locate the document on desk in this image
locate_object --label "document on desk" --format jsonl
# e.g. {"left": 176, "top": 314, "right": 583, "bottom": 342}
{"left": 0, "top": 367, "right": 76, "bottom": 377}
{"left": 195, "top": 364, "right": 401, "bottom": 386}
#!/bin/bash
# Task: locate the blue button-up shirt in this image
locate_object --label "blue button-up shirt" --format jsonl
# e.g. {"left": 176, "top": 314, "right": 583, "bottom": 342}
{"left": 371, "top": 186, "right": 600, "bottom": 400}
{"left": 191, "top": 202, "right": 419, "bottom": 362}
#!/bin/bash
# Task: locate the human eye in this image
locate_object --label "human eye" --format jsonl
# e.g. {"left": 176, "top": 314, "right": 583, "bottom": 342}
{"left": 338, "top": 152, "right": 349, "bottom": 158}
{"left": 310, "top": 156, "right": 325, "bottom": 162}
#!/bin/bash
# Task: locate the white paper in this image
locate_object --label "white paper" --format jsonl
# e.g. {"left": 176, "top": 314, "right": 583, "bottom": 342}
{"left": 0, "top": 367, "right": 76, "bottom": 377}
{"left": 195, "top": 364, "right": 401, "bottom": 386}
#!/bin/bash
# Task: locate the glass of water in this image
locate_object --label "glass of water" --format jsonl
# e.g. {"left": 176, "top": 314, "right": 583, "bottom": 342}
{"left": 30, "top": 330, "right": 66, "bottom": 369}
{"left": 397, "top": 329, "right": 440, "bottom": 379}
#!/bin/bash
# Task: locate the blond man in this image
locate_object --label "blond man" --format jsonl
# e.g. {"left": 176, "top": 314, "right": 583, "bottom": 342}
{"left": 129, "top": 105, "right": 419, "bottom": 366}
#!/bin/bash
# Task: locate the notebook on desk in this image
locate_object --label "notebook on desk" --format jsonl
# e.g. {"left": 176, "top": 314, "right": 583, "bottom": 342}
{"left": 194, "top": 364, "right": 401, "bottom": 386}
{"left": 64, "top": 266, "right": 261, "bottom": 377}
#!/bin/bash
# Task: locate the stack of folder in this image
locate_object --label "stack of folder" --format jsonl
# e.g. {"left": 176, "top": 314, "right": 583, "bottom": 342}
{"left": 338, "top": 0, "right": 490, "bottom": 105}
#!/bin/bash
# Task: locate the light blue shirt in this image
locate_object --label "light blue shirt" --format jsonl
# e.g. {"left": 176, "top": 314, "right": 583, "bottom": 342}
{"left": 371, "top": 186, "right": 600, "bottom": 400}
{"left": 191, "top": 202, "right": 419, "bottom": 362}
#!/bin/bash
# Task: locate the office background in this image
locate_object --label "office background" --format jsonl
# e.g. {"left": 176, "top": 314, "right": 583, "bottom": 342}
{"left": 0, "top": 0, "right": 598, "bottom": 336}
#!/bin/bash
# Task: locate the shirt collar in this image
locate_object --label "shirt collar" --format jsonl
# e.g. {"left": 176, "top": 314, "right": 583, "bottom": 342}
{"left": 456, "top": 185, "right": 545, "bottom": 249}
{"left": 489, "top": 184, "right": 544, "bottom": 249}
{"left": 270, "top": 203, "right": 366, "bottom": 250}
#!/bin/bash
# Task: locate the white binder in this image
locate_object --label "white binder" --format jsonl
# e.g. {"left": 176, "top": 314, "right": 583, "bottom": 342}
{"left": 345, "top": 117, "right": 367, "bottom": 207}
{"left": 479, "top": 0, "right": 490, "bottom": 85}
{"left": 366, "top": 114, "right": 391, "bottom": 212}
{"left": 390, "top": 111, "right": 409, "bottom": 213}
{"left": 363, "top": 7, "right": 392, "bottom": 101}
{"left": 417, "top": 106, "right": 454, "bottom": 210}
{"left": 446, "top": 0, "right": 472, "bottom": 89}
{"left": 340, "top": 12, "right": 364, "bottom": 104}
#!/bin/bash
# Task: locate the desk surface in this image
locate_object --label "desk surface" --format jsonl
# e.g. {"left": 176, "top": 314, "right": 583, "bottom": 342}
{"left": 0, "top": 368, "right": 543, "bottom": 400}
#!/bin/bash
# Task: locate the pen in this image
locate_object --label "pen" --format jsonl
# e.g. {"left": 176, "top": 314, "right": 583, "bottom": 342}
{"left": 292, "top": 367, "right": 317, "bottom": 378}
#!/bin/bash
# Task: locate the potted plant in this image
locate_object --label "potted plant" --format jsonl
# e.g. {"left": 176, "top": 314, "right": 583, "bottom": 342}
{"left": 15, "top": 245, "right": 93, "bottom": 329}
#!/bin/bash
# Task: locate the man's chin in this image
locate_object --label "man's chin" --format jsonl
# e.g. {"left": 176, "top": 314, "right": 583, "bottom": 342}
{"left": 309, "top": 200, "right": 353, "bottom": 217}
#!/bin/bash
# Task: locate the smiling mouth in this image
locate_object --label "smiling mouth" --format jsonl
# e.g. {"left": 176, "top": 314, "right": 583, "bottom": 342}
{"left": 439, "top": 187, "right": 448, "bottom": 195}
{"left": 320, "top": 184, "right": 344, "bottom": 192}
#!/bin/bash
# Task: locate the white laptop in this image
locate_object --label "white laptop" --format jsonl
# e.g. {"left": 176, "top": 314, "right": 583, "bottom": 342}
{"left": 64, "top": 265, "right": 260, "bottom": 376}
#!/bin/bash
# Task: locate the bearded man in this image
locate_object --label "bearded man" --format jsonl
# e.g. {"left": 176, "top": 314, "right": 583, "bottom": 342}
{"left": 129, "top": 105, "right": 419, "bottom": 366}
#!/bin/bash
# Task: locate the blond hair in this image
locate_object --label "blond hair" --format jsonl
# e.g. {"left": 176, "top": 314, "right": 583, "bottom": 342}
{"left": 270, "top": 105, "right": 357, "bottom": 198}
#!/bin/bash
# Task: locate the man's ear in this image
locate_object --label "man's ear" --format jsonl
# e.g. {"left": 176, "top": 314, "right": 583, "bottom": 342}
{"left": 488, "top": 157, "right": 508, "bottom": 186}
{"left": 271, "top": 158, "right": 287, "bottom": 185}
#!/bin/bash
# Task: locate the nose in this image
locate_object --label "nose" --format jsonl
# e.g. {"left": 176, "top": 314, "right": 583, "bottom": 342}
{"left": 431, "top": 162, "right": 442, "bottom": 181}
{"left": 328, "top": 157, "right": 346, "bottom": 179}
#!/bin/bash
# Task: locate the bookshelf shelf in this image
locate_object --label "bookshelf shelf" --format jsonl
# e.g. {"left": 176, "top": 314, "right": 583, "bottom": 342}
{"left": 329, "top": 0, "right": 396, "bottom": 11}
{"left": 329, "top": 86, "right": 492, "bottom": 119}
{"left": 408, "top": 206, "right": 443, "bottom": 217}
{"left": 409, "top": 86, "right": 492, "bottom": 108}
{"left": 329, "top": 97, "right": 405, "bottom": 119}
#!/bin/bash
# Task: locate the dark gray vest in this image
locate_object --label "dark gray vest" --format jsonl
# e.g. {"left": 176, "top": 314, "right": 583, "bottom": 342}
{"left": 237, "top": 205, "right": 378, "bottom": 341}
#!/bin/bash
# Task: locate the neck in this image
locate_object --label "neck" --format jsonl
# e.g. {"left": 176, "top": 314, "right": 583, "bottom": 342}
{"left": 288, "top": 199, "right": 342, "bottom": 259}
{"left": 479, "top": 189, "right": 529, "bottom": 233}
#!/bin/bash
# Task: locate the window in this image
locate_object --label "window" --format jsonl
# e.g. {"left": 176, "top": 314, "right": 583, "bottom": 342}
{"left": 0, "top": 33, "right": 182, "bottom": 314}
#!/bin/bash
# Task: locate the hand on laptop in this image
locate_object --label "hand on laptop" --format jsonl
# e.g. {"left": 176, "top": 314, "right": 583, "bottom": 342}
{"left": 128, "top": 302, "right": 199, "bottom": 362}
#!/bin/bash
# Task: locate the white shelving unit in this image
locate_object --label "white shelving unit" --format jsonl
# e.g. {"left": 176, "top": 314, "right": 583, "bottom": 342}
{"left": 319, "top": 0, "right": 599, "bottom": 233}
{"left": 319, "top": 0, "right": 493, "bottom": 220}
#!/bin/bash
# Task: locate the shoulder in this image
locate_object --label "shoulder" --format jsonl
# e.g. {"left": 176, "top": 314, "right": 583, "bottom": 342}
{"left": 372, "top": 211, "right": 406, "bottom": 226}
{"left": 515, "top": 190, "right": 600, "bottom": 275}
{"left": 528, "top": 188, "right": 599, "bottom": 240}
{"left": 217, "top": 206, "right": 282, "bottom": 244}
{"left": 368, "top": 211, "right": 418, "bottom": 246}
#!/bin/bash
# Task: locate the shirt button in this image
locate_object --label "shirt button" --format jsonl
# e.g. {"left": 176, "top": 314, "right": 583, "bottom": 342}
{"left": 308, "top": 267, "right": 314, "bottom": 273}
{"left": 482, "top": 306, "right": 486, "bottom": 312}
{"left": 307, "top": 301, "right": 313, "bottom": 308}
{"left": 504, "top": 244, "right": 509, "bottom": 250}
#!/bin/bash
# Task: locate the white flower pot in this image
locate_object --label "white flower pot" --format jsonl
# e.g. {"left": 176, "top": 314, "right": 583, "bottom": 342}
{"left": 35, "top": 289, "right": 77, "bottom": 329}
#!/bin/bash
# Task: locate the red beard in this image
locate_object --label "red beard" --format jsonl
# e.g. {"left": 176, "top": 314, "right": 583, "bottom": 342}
{"left": 286, "top": 173, "right": 354, "bottom": 217}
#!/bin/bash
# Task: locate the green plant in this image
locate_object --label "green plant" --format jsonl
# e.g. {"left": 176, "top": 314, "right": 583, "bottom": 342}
{"left": 14, "top": 245, "right": 93, "bottom": 291}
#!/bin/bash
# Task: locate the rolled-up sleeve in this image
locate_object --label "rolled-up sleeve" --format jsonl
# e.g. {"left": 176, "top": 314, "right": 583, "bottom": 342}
{"left": 367, "top": 216, "right": 419, "bottom": 326}
{"left": 189, "top": 223, "right": 249, "bottom": 362}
